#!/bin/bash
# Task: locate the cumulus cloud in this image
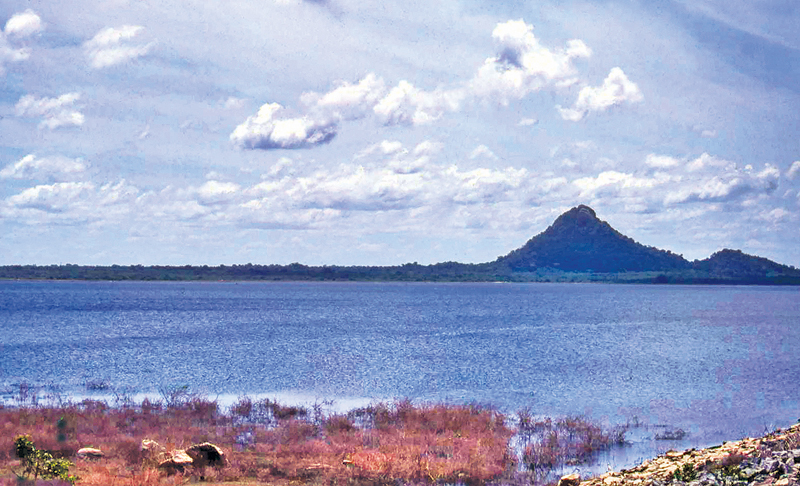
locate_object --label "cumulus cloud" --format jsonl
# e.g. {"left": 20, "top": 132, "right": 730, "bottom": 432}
{"left": 372, "top": 81, "right": 466, "bottom": 126}
{"left": 573, "top": 170, "right": 672, "bottom": 198}
{"left": 7, "top": 182, "right": 96, "bottom": 213}
{"left": 469, "top": 145, "right": 498, "bottom": 160}
{"left": 663, "top": 158, "right": 780, "bottom": 205}
{"left": 230, "top": 102, "right": 338, "bottom": 149}
{"left": 471, "top": 19, "right": 591, "bottom": 102}
{"left": 15, "top": 92, "right": 85, "bottom": 129}
{"left": 84, "top": 25, "right": 154, "bottom": 69}
{"left": 3, "top": 180, "right": 139, "bottom": 223}
{"left": 645, "top": 154, "right": 681, "bottom": 169}
{"left": 0, "top": 154, "right": 86, "bottom": 180}
{"left": 301, "top": 73, "right": 386, "bottom": 121}
{"left": 1, "top": 9, "right": 42, "bottom": 75}
{"left": 4, "top": 9, "right": 42, "bottom": 38}
{"left": 196, "top": 180, "right": 242, "bottom": 205}
{"left": 787, "top": 161, "right": 800, "bottom": 180}
{"left": 233, "top": 19, "right": 598, "bottom": 149}
{"left": 558, "top": 67, "right": 643, "bottom": 121}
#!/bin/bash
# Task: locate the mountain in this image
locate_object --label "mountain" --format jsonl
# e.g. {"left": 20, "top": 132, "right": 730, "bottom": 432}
{"left": 494, "top": 205, "right": 691, "bottom": 273}
{"left": 2, "top": 205, "right": 799, "bottom": 284}
{"left": 693, "top": 249, "right": 800, "bottom": 280}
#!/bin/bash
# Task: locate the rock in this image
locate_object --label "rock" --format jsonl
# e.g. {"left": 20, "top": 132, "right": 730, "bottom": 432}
{"left": 741, "top": 467, "right": 764, "bottom": 480}
{"left": 775, "top": 479, "right": 790, "bottom": 486}
{"left": 186, "top": 442, "right": 226, "bottom": 468}
{"left": 76, "top": 447, "right": 104, "bottom": 459}
{"left": 766, "top": 459, "right": 781, "bottom": 474}
{"left": 158, "top": 449, "right": 194, "bottom": 473}
{"left": 558, "top": 473, "right": 581, "bottom": 486}
{"left": 140, "top": 439, "right": 165, "bottom": 453}
{"left": 603, "top": 476, "right": 623, "bottom": 485}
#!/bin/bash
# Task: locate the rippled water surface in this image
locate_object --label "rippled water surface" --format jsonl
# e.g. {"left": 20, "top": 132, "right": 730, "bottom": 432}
{"left": 2, "top": 280, "right": 799, "bottom": 462}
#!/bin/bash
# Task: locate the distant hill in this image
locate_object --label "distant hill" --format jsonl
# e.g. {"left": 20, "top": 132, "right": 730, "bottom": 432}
{"left": 1, "top": 205, "right": 799, "bottom": 284}
{"left": 692, "top": 249, "right": 800, "bottom": 282}
{"left": 494, "top": 205, "right": 691, "bottom": 273}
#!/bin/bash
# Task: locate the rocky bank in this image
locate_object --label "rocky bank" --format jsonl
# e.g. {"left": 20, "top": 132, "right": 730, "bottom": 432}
{"left": 564, "top": 422, "right": 800, "bottom": 486}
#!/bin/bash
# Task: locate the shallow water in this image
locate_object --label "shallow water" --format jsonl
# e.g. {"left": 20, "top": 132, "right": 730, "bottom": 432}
{"left": 1, "top": 280, "right": 798, "bottom": 471}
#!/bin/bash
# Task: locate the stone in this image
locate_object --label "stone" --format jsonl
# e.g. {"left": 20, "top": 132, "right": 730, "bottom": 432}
{"left": 741, "top": 468, "right": 764, "bottom": 480}
{"left": 76, "top": 447, "right": 104, "bottom": 459}
{"left": 766, "top": 459, "right": 781, "bottom": 474}
{"left": 603, "top": 476, "right": 623, "bottom": 485}
{"left": 158, "top": 449, "right": 194, "bottom": 473}
{"left": 775, "top": 479, "right": 790, "bottom": 486}
{"left": 558, "top": 473, "right": 581, "bottom": 486}
{"left": 186, "top": 442, "right": 226, "bottom": 468}
{"left": 141, "top": 439, "right": 165, "bottom": 453}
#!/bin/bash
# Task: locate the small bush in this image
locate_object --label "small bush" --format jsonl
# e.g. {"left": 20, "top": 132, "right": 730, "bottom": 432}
{"left": 670, "top": 462, "right": 698, "bottom": 482}
{"left": 13, "top": 434, "right": 79, "bottom": 484}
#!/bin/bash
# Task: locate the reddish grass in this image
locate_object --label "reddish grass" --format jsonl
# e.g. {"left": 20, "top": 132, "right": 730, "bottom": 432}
{"left": 518, "top": 414, "right": 627, "bottom": 472}
{"left": 1, "top": 397, "right": 515, "bottom": 486}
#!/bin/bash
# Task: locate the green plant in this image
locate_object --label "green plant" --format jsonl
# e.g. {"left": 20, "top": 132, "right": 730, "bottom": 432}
{"left": 13, "top": 434, "right": 79, "bottom": 484}
{"left": 670, "top": 462, "right": 698, "bottom": 482}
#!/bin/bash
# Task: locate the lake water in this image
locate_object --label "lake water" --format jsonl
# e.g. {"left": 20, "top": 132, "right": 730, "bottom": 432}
{"left": 1, "top": 280, "right": 799, "bottom": 471}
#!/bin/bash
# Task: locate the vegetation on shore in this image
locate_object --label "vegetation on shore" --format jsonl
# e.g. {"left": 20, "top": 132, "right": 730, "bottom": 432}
{"left": 2, "top": 206, "right": 799, "bottom": 284}
{"left": 0, "top": 390, "right": 627, "bottom": 486}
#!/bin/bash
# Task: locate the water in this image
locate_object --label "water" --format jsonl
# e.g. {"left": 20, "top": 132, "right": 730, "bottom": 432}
{"left": 1, "top": 280, "right": 799, "bottom": 472}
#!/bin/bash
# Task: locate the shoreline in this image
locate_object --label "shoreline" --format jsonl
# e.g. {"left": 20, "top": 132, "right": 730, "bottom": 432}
{"left": 575, "top": 421, "right": 800, "bottom": 486}
{"left": 2, "top": 395, "right": 799, "bottom": 486}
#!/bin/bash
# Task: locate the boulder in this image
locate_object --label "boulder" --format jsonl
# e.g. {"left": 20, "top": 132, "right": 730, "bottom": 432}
{"left": 140, "top": 439, "right": 165, "bottom": 453}
{"left": 558, "top": 473, "right": 581, "bottom": 486}
{"left": 186, "top": 442, "right": 226, "bottom": 468}
{"left": 158, "top": 449, "right": 194, "bottom": 474}
{"left": 76, "top": 447, "right": 104, "bottom": 460}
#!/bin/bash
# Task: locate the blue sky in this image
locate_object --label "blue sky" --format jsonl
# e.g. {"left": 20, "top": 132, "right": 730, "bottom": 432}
{"left": 1, "top": 0, "right": 799, "bottom": 267}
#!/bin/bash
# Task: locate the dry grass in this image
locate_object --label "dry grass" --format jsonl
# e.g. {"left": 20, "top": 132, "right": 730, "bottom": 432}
{"left": 0, "top": 397, "right": 516, "bottom": 486}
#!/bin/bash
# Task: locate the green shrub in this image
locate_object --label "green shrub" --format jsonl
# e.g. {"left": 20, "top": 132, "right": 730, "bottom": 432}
{"left": 13, "top": 434, "right": 79, "bottom": 484}
{"left": 670, "top": 462, "right": 698, "bottom": 482}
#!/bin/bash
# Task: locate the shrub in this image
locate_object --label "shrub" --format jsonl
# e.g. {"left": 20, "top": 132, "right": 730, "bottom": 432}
{"left": 670, "top": 462, "right": 698, "bottom": 482}
{"left": 13, "top": 434, "right": 79, "bottom": 484}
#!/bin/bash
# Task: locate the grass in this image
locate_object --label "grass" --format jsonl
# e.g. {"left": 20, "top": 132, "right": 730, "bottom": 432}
{"left": 516, "top": 409, "right": 627, "bottom": 474}
{"left": 0, "top": 394, "right": 625, "bottom": 486}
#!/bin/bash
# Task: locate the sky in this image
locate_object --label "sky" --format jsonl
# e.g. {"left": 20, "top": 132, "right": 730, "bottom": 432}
{"left": 2, "top": 0, "right": 800, "bottom": 267}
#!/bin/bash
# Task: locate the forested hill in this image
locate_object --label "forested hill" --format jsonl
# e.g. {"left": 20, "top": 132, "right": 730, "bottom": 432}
{"left": 2, "top": 206, "right": 799, "bottom": 284}
{"left": 493, "top": 205, "right": 690, "bottom": 273}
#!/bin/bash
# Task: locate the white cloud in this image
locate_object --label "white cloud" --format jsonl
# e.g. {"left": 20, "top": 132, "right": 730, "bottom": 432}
{"left": 223, "top": 97, "right": 247, "bottom": 110}
{"left": 230, "top": 102, "right": 338, "bottom": 149}
{"left": 355, "top": 140, "right": 406, "bottom": 159}
{"left": 4, "top": 9, "right": 43, "bottom": 38}
{"left": 0, "top": 154, "right": 86, "bottom": 180}
{"left": 197, "top": 180, "right": 242, "bottom": 205}
{"left": 15, "top": 93, "right": 85, "bottom": 130}
{"left": 645, "top": 154, "right": 681, "bottom": 169}
{"left": 84, "top": 25, "right": 154, "bottom": 69}
{"left": 558, "top": 67, "right": 643, "bottom": 121}
{"left": 302, "top": 73, "right": 386, "bottom": 120}
{"left": 1, "top": 9, "right": 42, "bottom": 75}
{"left": 373, "top": 81, "right": 466, "bottom": 126}
{"left": 7, "top": 181, "right": 95, "bottom": 213}
{"left": 232, "top": 19, "right": 597, "bottom": 148}
{"left": 471, "top": 19, "right": 591, "bottom": 102}
{"left": 469, "top": 144, "right": 498, "bottom": 160}
{"left": 573, "top": 170, "right": 670, "bottom": 198}
{"left": 518, "top": 117, "right": 538, "bottom": 126}
{"left": 663, "top": 160, "right": 780, "bottom": 205}
{"left": 786, "top": 161, "right": 800, "bottom": 180}
{"left": 759, "top": 207, "right": 791, "bottom": 223}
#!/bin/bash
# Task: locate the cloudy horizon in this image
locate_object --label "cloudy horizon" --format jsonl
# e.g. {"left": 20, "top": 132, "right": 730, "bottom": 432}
{"left": 2, "top": 1, "right": 799, "bottom": 267}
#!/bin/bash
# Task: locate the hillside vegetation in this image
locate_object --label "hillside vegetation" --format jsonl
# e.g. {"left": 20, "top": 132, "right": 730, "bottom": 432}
{"left": 2, "top": 206, "right": 798, "bottom": 284}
